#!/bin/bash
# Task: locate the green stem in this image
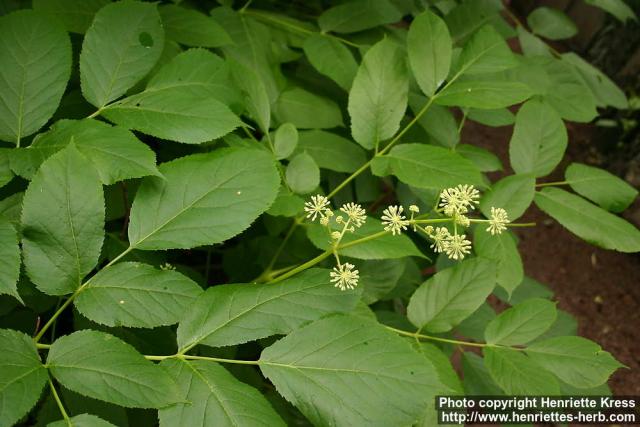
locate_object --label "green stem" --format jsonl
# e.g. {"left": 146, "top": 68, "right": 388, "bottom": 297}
{"left": 535, "top": 180, "right": 569, "bottom": 188}
{"left": 386, "top": 326, "right": 526, "bottom": 351}
{"left": 37, "top": 343, "right": 51, "bottom": 350}
{"left": 264, "top": 219, "right": 299, "bottom": 272}
{"left": 48, "top": 377, "right": 71, "bottom": 426}
{"left": 86, "top": 108, "right": 103, "bottom": 119}
{"left": 507, "top": 222, "right": 536, "bottom": 228}
{"left": 338, "top": 230, "right": 388, "bottom": 250}
{"left": 243, "top": 9, "right": 361, "bottom": 48}
{"left": 34, "top": 246, "right": 133, "bottom": 343}
{"left": 267, "top": 250, "right": 333, "bottom": 284}
{"left": 145, "top": 354, "right": 260, "bottom": 365}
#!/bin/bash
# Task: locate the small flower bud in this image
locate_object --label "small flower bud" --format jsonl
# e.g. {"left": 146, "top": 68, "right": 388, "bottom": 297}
{"left": 409, "top": 205, "right": 420, "bottom": 213}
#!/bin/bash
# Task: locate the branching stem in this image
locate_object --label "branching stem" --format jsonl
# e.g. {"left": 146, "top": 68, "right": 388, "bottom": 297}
{"left": 48, "top": 377, "right": 71, "bottom": 426}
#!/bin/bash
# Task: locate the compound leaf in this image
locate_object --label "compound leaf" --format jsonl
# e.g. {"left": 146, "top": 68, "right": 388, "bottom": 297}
{"left": 0, "top": 217, "right": 21, "bottom": 301}
{"left": 525, "top": 336, "right": 625, "bottom": 388}
{"left": 407, "top": 258, "right": 496, "bottom": 333}
{"left": 565, "top": 162, "right": 638, "bottom": 213}
{"left": 32, "top": 0, "right": 110, "bottom": 33}
{"left": 534, "top": 188, "right": 640, "bottom": 252}
{"left": 483, "top": 347, "right": 560, "bottom": 395}
{"left": 10, "top": 119, "right": 159, "bottom": 184}
{"left": 101, "top": 86, "right": 241, "bottom": 144}
{"left": 509, "top": 99, "right": 567, "bottom": 177}
{"left": 286, "top": 152, "right": 319, "bottom": 195}
{"left": 318, "top": 0, "right": 401, "bottom": 33}
{"left": 260, "top": 315, "right": 443, "bottom": 426}
{"left": 0, "top": 10, "right": 71, "bottom": 143}
{"left": 0, "top": 329, "right": 48, "bottom": 427}
{"left": 349, "top": 38, "right": 408, "bottom": 150}
{"left": 80, "top": 1, "right": 164, "bottom": 108}
{"left": 408, "top": 11, "right": 452, "bottom": 97}
{"left": 527, "top": 7, "right": 577, "bottom": 40}
{"left": 387, "top": 144, "right": 484, "bottom": 189}
{"left": 177, "top": 269, "right": 360, "bottom": 351}
{"left": 303, "top": 34, "right": 358, "bottom": 91}
{"left": 21, "top": 145, "right": 104, "bottom": 295}
{"left": 128, "top": 148, "right": 279, "bottom": 250}
{"left": 474, "top": 229, "right": 523, "bottom": 297}
{"left": 47, "top": 330, "right": 180, "bottom": 408}
{"left": 484, "top": 298, "right": 557, "bottom": 345}
{"left": 480, "top": 174, "right": 535, "bottom": 220}
{"left": 159, "top": 4, "right": 231, "bottom": 48}
{"left": 159, "top": 359, "right": 285, "bottom": 427}
{"left": 75, "top": 262, "right": 203, "bottom": 328}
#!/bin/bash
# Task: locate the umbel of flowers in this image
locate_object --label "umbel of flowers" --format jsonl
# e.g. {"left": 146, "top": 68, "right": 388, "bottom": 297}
{"left": 303, "top": 185, "right": 511, "bottom": 291}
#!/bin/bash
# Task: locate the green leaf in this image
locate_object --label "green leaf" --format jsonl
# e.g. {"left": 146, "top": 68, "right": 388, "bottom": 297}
{"left": 0, "top": 149, "right": 12, "bottom": 187}
{"left": 509, "top": 99, "right": 567, "bottom": 177}
{"left": 294, "top": 130, "right": 366, "bottom": 173}
{"left": 101, "top": 86, "right": 241, "bottom": 144}
{"left": 260, "top": 315, "right": 442, "bottom": 426}
{"left": 456, "top": 144, "right": 502, "bottom": 172}
{"left": 274, "top": 87, "right": 343, "bottom": 129}
{"left": 21, "top": 145, "right": 104, "bottom": 295}
{"left": 360, "top": 259, "right": 406, "bottom": 304}
{"left": 517, "top": 27, "right": 552, "bottom": 57}
{"left": 527, "top": 7, "right": 577, "bottom": 40}
{"left": 408, "top": 11, "right": 452, "bottom": 97}
{"left": 474, "top": 229, "right": 523, "bottom": 297}
{"left": 436, "top": 80, "right": 533, "bottom": 109}
{"left": 585, "top": 0, "right": 637, "bottom": 22}
{"left": 466, "top": 108, "right": 515, "bottom": 127}
{"left": 147, "top": 49, "right": 241, "bottom": 111}
{"left": 562, "top": 53, "right": 627, "bottom": 109}
{"left": 0, "top": 329, "right": 48, "bottom": 427}
{"left": 415, "top": 342, "right": 463, "bottom": 394}
{"left": 74, "top": 262, "right": 202, "bottom": 328}
{"left": 495, "top": 276, "right": 553, "bottom": 305}
{"left": 177, "top": 269, "right": 360, "bottom": 351}
{"left": 410, "top": 96, "right": 459, "bottom": 148}
{"left": 274, "top": 123, "right": 298, "bottom": 160}
{"left": 230, "top": 59, "right": 271, "bottom": 133}
{"left": 266, "top": 188, "right": 304, "bottom": 217}
{"left": 455, "top": 25, "right": 517, "bottom": 76}
{"left": 286, "top": 152, "right": 319, "bottom": 195}
{"left": 514, "top": 57, "right": 598, "bottom": 123}
{"left": 565, "top": 163, "right": 638, "bottom": 213}
{"left": 534, "top": 187, "right": 640, "bottom": 252}
{"left": 387, "top": 144, "right": 484, "bottom": 190}
{"left": 32, "top": 0, "right": 110, "bottom": 33}
{"left": 480, "top": 173, "right": 535, "bottom": 220}
{"left": 11, "top": 119, "right": 160, "bottom": 184}
{"left": 48, "top": 414, "right": 116, "bottom": 427}
{"left": 128, "top": 148, "right": 279, "bottom": 250}
{"left": 444, "top": 0, "right": 504, "bottom": 43}
{"left": 407, "top": 258, "right": 496, "bottom": 333}
{"left": 0, "top": 10, "right": 71, "bottom": 143}
{"left": 303, "top": 34, "right": 358, "bottom": 91}
{"left": 318, "top": 0, "right": 401, "bottom": 33}
{"left": 0, "top": 216, "right": 21, "bottom": 301}
{"left": 80, "top": 1, "right": 164, "bottom": 108}
{"left": 349, "top": 38, "right": 408, "bottom": 150}
{"left": 462, "top": 352, "right": 503, "bottom": 395}
{"left": 526, "top": 336, "right": 624, "bottom": 388}
{"left": 306, "top": 216, "right": 424, "bottom": 260}
{"left": 484, "top": 298, "right": 557, "bottom": 345}
{"left": 47, "top": 331, "right": 180, "bottom": 409}
{"left": 211, "top": 8, "right": 279, "bottom": 101}
{"left": 483, "top": 347, "right": 560, "bottom": 394}
{"left": 159, "top": 4, "right": 231, "bottom": 48}
{"left": 159, "top": 359, "right": 285, "bottom": 427}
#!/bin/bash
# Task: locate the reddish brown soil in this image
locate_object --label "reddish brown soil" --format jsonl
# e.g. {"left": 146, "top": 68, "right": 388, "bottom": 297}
{"left": 462, "top": 121, "right": 640, "bottom": 395}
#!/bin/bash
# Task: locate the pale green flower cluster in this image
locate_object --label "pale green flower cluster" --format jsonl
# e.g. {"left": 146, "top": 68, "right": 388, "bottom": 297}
{"left": 303, "top": 185, "right": 511, "bottom": 290}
